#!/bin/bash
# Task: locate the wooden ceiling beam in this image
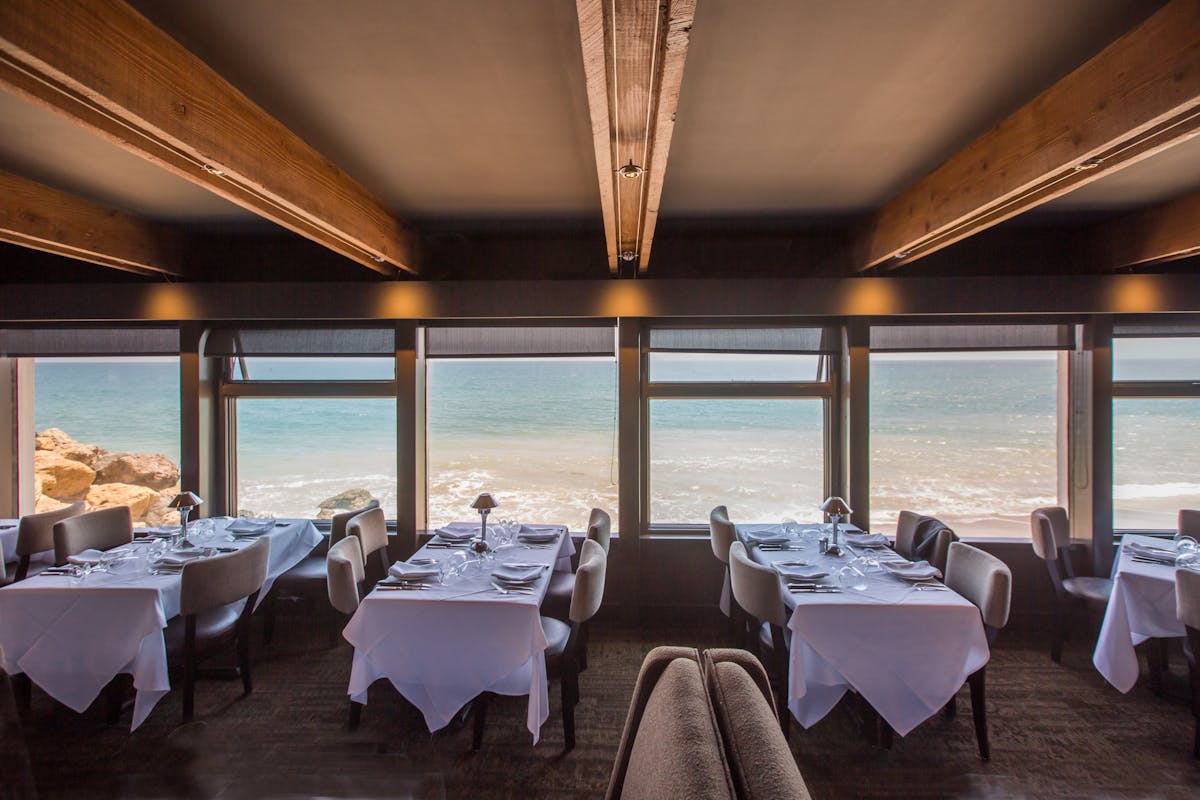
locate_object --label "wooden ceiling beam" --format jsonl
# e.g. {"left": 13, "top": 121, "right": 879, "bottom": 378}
{"left": 577, "top": 0, "right": 696, "bottom": 274}
{"left": 1091, "top": 188, "right": 1200, "bottom": 270}
{"left": 0, "top": 170, "right": 182, "bottom": 278}
{"left": 0, "top": 0, "right": 414, "bottom": 277}
{"left": 857, "top": 0, "right": 1200, "bottom": 271}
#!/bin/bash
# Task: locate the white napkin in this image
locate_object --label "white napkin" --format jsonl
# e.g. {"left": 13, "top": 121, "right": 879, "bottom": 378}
{"left": 516, "top": 527, "right": 557, "bottom": 543}
{"left": 435, "top": 523, "right": 478, "bottom": 542}
{"left": 492, "top": 563, "right": 544, "bottom": 584}
{"left": 158, "top": 551, "right": 205, "bottom": 566}
{"left": 742, "top": 527, "right": 790, "bottom": 545}
{"left": 66, "top": 548, "right": 105, "bottom": 566}
{"left": 883, "top": 559, "right": 943, "bottom": 581}
{"left": 772, "top": 563, "right": 828, "bottom": 581}
{"left": 388, "top": 561, "right": 440, "bottom": 581}
{"left": 843, "top": 532, "right": 889, "bottom": 548}
{"left": 227, "top": 517, "right": 273, "bottom": 534}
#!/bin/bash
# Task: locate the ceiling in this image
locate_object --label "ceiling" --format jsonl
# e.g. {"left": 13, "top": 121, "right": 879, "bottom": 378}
{"left": 1, "top": 0, "right": 1197, "bottom": 282}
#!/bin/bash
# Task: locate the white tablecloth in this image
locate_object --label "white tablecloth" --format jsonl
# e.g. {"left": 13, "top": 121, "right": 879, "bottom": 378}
{"left": 738, "top": 524, "right": 990, "bottom": 736}
{"left": 0, "top": 517, "right": 320, "bottom": 729}
{"left": 343, "top": 525, "right": 574, "bottom": 743}
{"left": 1093, "top": 535, "right": 1183, "bottom": 692}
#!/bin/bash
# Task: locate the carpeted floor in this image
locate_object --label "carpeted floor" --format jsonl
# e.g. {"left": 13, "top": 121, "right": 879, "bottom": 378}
{"left": 5, "top": 609, "right": 1199, "bottom": 800}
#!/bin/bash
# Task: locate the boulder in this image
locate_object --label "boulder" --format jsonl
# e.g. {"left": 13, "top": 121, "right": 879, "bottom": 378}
{"left": 316, "top": 488, "right": 375, "bottom": 520}
{"left": 35, "top": 451, "right": 96, "bottom": 499}
{"left": 34, "top": 494, "right": 70, "bottom": 514}
{"left": 35, "top": 428, "right": 105, "bottom": 468}
{"left": 142, "top": 491, "right": 181, "bottom": 527}
{"left": 85, "top": 483, "right": 161, "bottom": 522}
{"left": 95, "top": 452, "right": 179, "bottom": 491}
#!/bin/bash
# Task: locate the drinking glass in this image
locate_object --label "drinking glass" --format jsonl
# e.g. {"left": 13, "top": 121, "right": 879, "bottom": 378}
{"left": 837, "top": 562, "right": 869, "bottom": 591}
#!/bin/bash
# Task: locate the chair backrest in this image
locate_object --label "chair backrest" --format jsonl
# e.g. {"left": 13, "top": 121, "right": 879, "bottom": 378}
{"left": 709, "top": 505, "right": 736, "bottom": 565}
{"left": 16, "top": 501, "right": 85, "bottom": 558}
{"left": 893, "top": 510, "right": 926, "bottom": 560}
{"left": 329, "top": 499, "right": 380, "bottom": 546}
{"left": 180, "top": 538, "right": 270, "bottom": 617}
{"left": 345, "top": 506, "right": 387, "bottom": 558}
{"left": 927, "top": 524, "right": 959, "bottom": 575}
{"left": 1179, "top": 509, "right": 1200, "bottom": 541}
{"left": 327, "top": 536, "right": 365, "bottom": 615}
{"left": 587, "top": 507, "right": 612, "bottom": 554}
{"left": 52, "top": 505, "right": 132, "bottom": 565}
{"left": 946, "top": 542, "right": 1012, "bottom": 632}
{"left": 728, "top": 541, "right": 788, "bottom": 628}
{"left": 569, "top": 539, "right": 608, "bottom": 623}
{"left": 1030, "top": 506, "right": 1069, "bottom": 561}
{"left": 1177, "top": 567, "right": 1200, "bottom": 630}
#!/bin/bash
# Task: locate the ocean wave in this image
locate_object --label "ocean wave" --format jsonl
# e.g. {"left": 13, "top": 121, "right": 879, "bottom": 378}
{"left": 1113, "top": 483, "right": 1200, "bottom": 500}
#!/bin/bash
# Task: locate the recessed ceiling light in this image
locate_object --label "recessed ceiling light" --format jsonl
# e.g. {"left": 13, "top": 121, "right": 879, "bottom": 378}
{"left": 616, "top": 160, "right": 645, "bottom": 179}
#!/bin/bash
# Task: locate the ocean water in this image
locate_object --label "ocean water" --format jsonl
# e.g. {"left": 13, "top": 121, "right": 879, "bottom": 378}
{"left": 30, "top": 352, "right": 1200, "bottom": 534}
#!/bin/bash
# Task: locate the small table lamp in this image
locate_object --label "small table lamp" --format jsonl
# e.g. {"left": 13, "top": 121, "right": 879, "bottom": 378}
{"left": 168, "top": 491, "right": 203, "bottom": 550}
{"left": 471, "top": 493, "right": 499, "bottom": 546}
{"left": 820, "top": 496, "right": 852, "bottom": 556}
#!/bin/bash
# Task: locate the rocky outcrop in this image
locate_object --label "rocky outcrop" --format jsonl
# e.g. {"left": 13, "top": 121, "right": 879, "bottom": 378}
{"left": 36, "top": 427, "right": 105, "bottom": 468}
{"left": 95, "top": 452, "right": 179, "bottom": 490}
{"left": 35, "top": 451, "right": 96, "bottom": 499}
{"left": 316, "top": 488, "right": 376, "bottom": 520}
{"left": 84, "top": 483, "right": 161, "bottom": 520}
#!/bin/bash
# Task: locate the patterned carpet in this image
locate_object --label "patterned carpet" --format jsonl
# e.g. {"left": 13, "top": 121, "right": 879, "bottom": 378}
{"left": 4, "top": 608, "right": 1199, "bottom": 800}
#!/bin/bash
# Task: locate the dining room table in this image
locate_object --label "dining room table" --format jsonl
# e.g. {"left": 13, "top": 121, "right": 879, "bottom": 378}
{"left": 341, "top": 523, "right": 575, "bottom": 743}
{"left": 737, "top": 522, "right": 991, "bottom": 737}
{"left": 0, "top": 516, "right": 321, "bottom": 729}
{"left": 1093, "top": 534, "right": 1189, "bottom": 692}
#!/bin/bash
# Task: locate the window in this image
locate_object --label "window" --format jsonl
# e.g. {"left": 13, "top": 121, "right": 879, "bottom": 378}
{"left": 1113, "top": 336, "right": 1200, "bottom": 530}
{"left": 425, "top": 326, "right": 619, "bottom": 530}
{"left": 645, "top": 327, "right": 834, "bottom": 526}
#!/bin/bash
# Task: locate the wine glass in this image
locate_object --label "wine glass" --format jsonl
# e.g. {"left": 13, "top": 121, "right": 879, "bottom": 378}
{"left": 837, "top": 561, "right": 869, "bottom": 591}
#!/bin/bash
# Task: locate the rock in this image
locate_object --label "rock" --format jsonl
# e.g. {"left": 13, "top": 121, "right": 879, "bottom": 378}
{"left": 35, "top": 428, "right": 105, "bottom": 468}
{"left": 95, "top": 452, "right": 179, "bottom": 491}
{"left": 34, "top": 494, "right": 70, "bottom": 513}
{"left": 316, "top": 488, "right": 375, "bottom": 520}
{"left": 85, "top": 483, "right": 161, "bottom": 522}
{"left": 35, "top": 451, "right": 96, "bottom": 499}
{"left": 142, "top": 492, "right": 181, "bottom": 527}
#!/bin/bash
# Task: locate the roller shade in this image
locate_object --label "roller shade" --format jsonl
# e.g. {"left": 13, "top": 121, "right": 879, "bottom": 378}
{"left": 0, "top": 327, "right": 179, "bottom": 357}
{"left": 1113, "top": 319, "right": 1200, "bottom": 338}
{"left": 425, "top": 326, "right": 615, "bottom": 358}
{"left": 870, "top": 324, "right": 1075, "bottom": 352}
{"left": 647, "top": 327, "right": 838, "bottom": 354}
{"left": 203, "top": 327, "right": 395, "bottom": 357}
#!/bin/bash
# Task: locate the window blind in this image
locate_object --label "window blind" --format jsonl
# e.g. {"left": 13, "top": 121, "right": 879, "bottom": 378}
{"left": 0, "top": 327, "right": 180, "bottom": 357}
{"left": 870, "top": 324, "right": 1075, "bottom": 352}
{"left": 203, "top": 327, "right": 395, "bottom": 357}
{"left": 425, "top": 325, "right": 616, "bottom": 358}
{"left": 647, "top": 327, "right": 838, "bottom": 354}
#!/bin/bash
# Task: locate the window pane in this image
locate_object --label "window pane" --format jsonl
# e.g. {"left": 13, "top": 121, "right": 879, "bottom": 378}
{"left": 230, "top": 357, "right": 394, "bottom": 381}
{"left": 1114, "top": 399, "right": 1200, "bottom": 529}
{"left": 235, "top": 399, "right": 396, "bottom": 518}
{"left": 648, "top": 353, "right": 821, "bottom": 382}
{"left": 33, "top": 357, "right": 180, "bottom": 528}
{"left": 1113, "top": 337, "right": 1200, "bottom": 381}
{"left": 426, "top": 359, "right": 618, "bottom": 529}
{"left": 648, "top": 399, "right": 824, "bottom": 524}
{"left": 870, "top": 353, "right": 1059, "bottom": 538}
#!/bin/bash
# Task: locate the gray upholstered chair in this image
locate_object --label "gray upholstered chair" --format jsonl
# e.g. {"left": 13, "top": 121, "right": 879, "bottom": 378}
{"left": 51, "top": 505, "right": 132, "bottom": 567}
{"left": 1030, "top": 506, "right": 1113, "bottom": 662}
{"left": 474, "top": 539, "right": 607, "bottom": 751}
{"left": 894, "top": 510, "right": 958, "bottom": 574}
{"left": 1176, "top": 567, "right": 1200, "bottom": 759}
{"left": 164, "top": 538, "right": 270, "bottom": 722}
{"left": 12, "top": 501, "right": 85, "bottom": 581}
{"left": 542, "top": 507, "right": 612, "bottom": 624}
{"left": 327, "top": 536, "right": 368, "bottom": 728}
{"left": 893, "top": 510, "right": 927, "bottom": 559}
{"left": 346, "top": 506, "right": 389, "bottom": 585}
{"left": 1180, "top": 509, "right": 1200, "bottom": 541}
{"left": 728, "top": 540, "right": 790, "bottom": 738}
{"left": 944, "top": 541, "right": 1012, "bottom": 760}
{"left": 710, "top": 505, "right": 747, "bottom": 646}
{"left": 264, "top": 499, "right": 378, "bottom": 645}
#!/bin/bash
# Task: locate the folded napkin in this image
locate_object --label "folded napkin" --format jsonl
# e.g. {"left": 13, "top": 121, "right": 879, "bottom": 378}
{"left": 772, "top": 563, "right": 828, "bottom": 581}
{"left": 516, "top": 527, "right": 558, "bottom": 544}
{"left": 1125, "top": 540, "right": 1177, "bottom": 564}
{"left": 843, "top": 532, "right": 889, "bottom": 548}
{"left": 883, "top": 559, "right": 943, "bottom": 581}
{"left": 388, "top": 561, "right": 440, "bottom": 581}
{"left": 492, "top": 563, "right": 544, "bottom": 584}
{"left": 66, "top": 548, "right": 105, "bottom": 566}
{"left": 226, "top": 517, "right": 274, "bottom": 535}
{"left": 157, "top": 551, "right": 206, "bottom": 566}
{"left": 742, "top": 527, "right": 791, "bottom": 546}
{"left": 435, "top": 523, "right": 479, "bottom": 542}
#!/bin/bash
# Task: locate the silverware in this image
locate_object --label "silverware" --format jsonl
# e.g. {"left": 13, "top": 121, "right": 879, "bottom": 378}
{"left": 490, "top": 581, "right": 533, "bottom": 595}
{"left": 426, "top": 543, "right": 469, "bottom": 549}
{"left": 790, "top": 587, "right": 841, "bottom": 593}
{"left": 913, "top": 584, "right": 949, "bottom": 591}
{"left": 375, "top": 584, "right": 428, "bottom": 591}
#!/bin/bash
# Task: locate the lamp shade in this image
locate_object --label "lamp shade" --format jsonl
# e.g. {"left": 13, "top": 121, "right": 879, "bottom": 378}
{"left": 470, "top": 493, "right": 499, "bottom": 511}
{"left": 168, "top": 491, "right": 203, "bottom": 509}
{"left": 820, "top": 496, "right": 851, "bottom": 516}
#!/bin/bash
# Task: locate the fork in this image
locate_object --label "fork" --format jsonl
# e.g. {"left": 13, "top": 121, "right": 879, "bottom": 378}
{"left": 490, "top": 581, "right": 533, "bottom": 595}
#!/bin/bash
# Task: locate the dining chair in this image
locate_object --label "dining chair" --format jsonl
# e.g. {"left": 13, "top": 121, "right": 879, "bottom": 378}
{"left": 944, "top": 541, "right": 1011, "bottom": 760}
{"left": 346, "top": 506, "right": 390, "bottom": 585}
{"left": 894, "top": 511, "right": 958, "bottom": 575}
{"left": 164, "top": 538, "right": 270, "bottom": 723}
{"left": 1180, "top": 509, "right": 1200, "bottom": 540}
{"left": 326, "top": 536, "right": 369, "bottom": 728}
{"left": 263, "top": 499, "right": 379, "bottom": 646}
{"left": 1176, "top": 567, "right": 1200, "bottom": 759}
{"left": 1030, "top": 505, "right": 1112, "bottom": 663}
{"left": 51, "top": 505, "right": 132, "bottom": 566}
{"left": 709, "top": 505, "right": 747, "bottom": 648}
{"left": 543, "top": 507, "right": 612, "bottom": 626}
{"left": 473, "top": 538, "right": 608, "bottom": 752}
{"left": 728, "top": 540, "right": 791, "bottom": 739}
{"left": 11, "top": 501, "right": 85, "bottom": 581}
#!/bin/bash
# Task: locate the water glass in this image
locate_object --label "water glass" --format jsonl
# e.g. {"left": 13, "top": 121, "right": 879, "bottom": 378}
{"left": 1174, "top": 534, "right": 1199, "bottom": 555}
{"left": 837, "top": 562, "right": 869, "bottom": 591}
